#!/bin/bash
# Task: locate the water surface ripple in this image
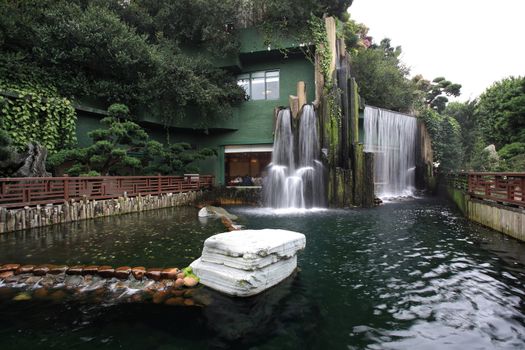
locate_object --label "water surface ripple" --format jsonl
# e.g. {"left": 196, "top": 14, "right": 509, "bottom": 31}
{"left": 0, "top": 198, "right": 524, "bottom": 349}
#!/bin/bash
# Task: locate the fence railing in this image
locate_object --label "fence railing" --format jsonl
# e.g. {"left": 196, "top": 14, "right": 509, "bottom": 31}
{"left": 468, "top": 172, "right": 524, "bottom": 207}
{"left": 448, "top": 172, "right": 525, "bottom": 207}
{"left": 0, "top": 175, "right": 214, "bottom": 209}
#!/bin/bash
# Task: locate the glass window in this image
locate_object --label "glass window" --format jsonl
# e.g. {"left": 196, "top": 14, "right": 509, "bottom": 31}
{"left": 265, "top": 71, "right": 279, "bottom": 100}
{"left": 236, "top": 70, "right": 279, "bottom": 100}
{"left": 250, "top": 72, "right": 266, "bottom": 101}
{"left": 237, "top": 74, "right": 250, "bottom": 97}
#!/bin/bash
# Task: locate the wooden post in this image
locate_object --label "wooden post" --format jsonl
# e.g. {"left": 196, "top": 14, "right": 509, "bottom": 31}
{"left": 297, "top": 81, "right": 307, "bottom": 110}
{"left": 289, "top": 95, "right": 300, "bottom": 119}
{"left": 63, "top": 178, "right": 69, "bottom": 201}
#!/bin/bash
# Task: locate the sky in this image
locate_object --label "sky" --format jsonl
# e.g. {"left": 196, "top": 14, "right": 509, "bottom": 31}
{"left": 349, "top": 0, "right": 525, "bottom": 101}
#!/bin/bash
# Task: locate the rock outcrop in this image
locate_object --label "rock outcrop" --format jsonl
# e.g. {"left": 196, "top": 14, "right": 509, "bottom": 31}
{"left": 191, "top": 229, "right": 306, "bottom": 297}
{"left": 0, "top": 142, "right": 50, "bottom": 177}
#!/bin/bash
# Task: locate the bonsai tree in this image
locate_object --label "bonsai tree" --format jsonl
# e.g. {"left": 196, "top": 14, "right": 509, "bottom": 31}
{"left": 49, "top": 104, "right": 152, "bottom": 175}
{"left": 48, "top": 104, "right": 216, "bottom": 176}
{"left": 145, "top": 142, "right": 216, "bottom": 175}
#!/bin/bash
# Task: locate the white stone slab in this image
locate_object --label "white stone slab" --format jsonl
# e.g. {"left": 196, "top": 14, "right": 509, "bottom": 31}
{"left": 191, "top": 229, "right": 305, "bottom": 297}
{"left": 190, "top": 256, "right": 297, "bottom": 297}
{"left": 200, "top": 248, "right": 281, "bottom": 271}
{"left": 202, "top": 229, "right": 305, "bottom": 260}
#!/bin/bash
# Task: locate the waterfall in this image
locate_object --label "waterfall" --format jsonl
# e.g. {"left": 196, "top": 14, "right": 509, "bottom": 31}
{"left": 364, "top": 106, "right": 417, "bottom": 199}
{"left": 264, "top": 106, "right": 326, "bottom": 209}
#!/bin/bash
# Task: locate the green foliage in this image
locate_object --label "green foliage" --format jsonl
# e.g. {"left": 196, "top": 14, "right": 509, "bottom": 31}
{"left": 443, "top": 100, "right": 479, "bottom": 168}
{"left": 413, "top": 76, "right": 461, "bottom": 113}
{"left": 351, "top": 38, "right": 415, "bottom": 112}
{"left": 0, "top": 0, "right": 245, "bottom": 126}
{"left": 476, "top": 76, "right": 525, "bottom": 148}
{"left": 48, "top": 105, "right": 215, "bottom": 176}
{"left": 438, "top": 116, "right": 463, "bottom": 172}
{"left": 0, "top": 61, "right": 77, "bottom": 154}
{"left": 497, "top": 142, "right": 525, "bottom": 171}
{"left": 498, "top": 142, "right": 525, "bottom": 160}
{"left": 308, "top": 16, "right": 332, "bottom": 85}
{"left": 342, "top": 17, "right": 370, "bottom": 55}
{"left": 182, "top": 266, "right": 199, "bottom": 282}
{"left": 145, "top": 142, "right": 217, "bottom": 175}
{"left": 254, "top": 0, "right": 353, "bottom": 37}
{"left": 469, "top": 143, "right": 500, "bottom": 172}
{"left": 419, "top": 108, "right": 463, "bottom": 172}
{"left": 108, "top": 103, "right": 130, "bottom": 119}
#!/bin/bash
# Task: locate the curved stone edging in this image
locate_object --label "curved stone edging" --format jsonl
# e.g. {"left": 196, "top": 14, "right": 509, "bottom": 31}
{"left": 0, "top": 263, "right": 208, "bottom": 307}
{"left": 0, "top": 263, "right": 197, "bottom": 284}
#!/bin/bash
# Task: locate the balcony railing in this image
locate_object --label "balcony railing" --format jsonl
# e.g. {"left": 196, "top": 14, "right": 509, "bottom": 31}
{"left": 0, "top": 175, "right": 214, "bottom": 209}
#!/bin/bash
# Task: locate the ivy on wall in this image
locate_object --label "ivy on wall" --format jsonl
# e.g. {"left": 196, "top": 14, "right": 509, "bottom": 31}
{"left": 0, "top": 78, "right": 77, "bottom": 154}
{"left": 308, "top": 16, "right": 333, "bottom": 86}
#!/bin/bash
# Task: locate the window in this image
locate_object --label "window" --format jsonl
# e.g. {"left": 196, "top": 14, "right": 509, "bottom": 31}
{"left": 237, "top": 70, "right": 279, "bottom": 101}
{"left": 224, "top": 145, "right": 273, "bottom": 187}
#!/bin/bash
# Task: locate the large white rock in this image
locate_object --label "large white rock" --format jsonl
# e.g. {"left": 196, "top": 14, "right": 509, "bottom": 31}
{"left": 190, "top": 229, "right": 305, "bottom": 297}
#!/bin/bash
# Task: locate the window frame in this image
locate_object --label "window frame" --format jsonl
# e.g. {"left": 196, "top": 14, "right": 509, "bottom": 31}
{"left": 237, "top": 70, "right": 280, "bottom": 101}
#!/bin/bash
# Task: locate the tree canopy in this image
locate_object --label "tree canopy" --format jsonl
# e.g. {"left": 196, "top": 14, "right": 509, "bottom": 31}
{"left": 476, "top": 76, "right": 525, "bottom": 148}
{"left": 351, "top": 38, "right": 415, "bottom": 112}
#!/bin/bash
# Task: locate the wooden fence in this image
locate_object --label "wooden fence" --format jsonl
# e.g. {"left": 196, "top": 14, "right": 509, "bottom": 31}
{"left": 0, "top": 175, "right": 214, "bottom": 208}
{"left": 449, "top": 172, "right": 524, "bottom": 207}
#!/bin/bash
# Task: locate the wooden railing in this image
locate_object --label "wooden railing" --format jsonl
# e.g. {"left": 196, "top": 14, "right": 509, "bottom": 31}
{"left": 448, "top": 172, "right": 525, "bottom": 207}
{"left": 468, "top": 172, "right": 524, "bottom": 207}
{"left": 0, "top": 175, "right": 214, "bottom": 209}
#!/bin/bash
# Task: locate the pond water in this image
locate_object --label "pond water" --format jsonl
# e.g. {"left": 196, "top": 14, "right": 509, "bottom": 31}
{"left": 0, "top": 198, "right": 525, "bottom": 349}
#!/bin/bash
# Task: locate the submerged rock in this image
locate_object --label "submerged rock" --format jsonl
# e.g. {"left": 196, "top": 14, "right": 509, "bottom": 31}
{"left": 97, "top": 266, "right": 115, "bottom": 278}
{"left": 67, "top": 265, "right": 84, "bottom": 275}
{"left": 16, "top": 265, "right": 36, "bottom": 275}
{"left": 13, "top": 292, "right": 31, "bottom": 301}
{"left": 114, "top": 266, "right": 131, "bottom": 279}
{"left": 183, "top": 277, "right": 198, "bottom": 288}
{"left": 165, "top": 297, "right": 184, "bottom": 306}
{"left": 161, "top": 267, "right": 179, "bottom": 279}
{"left": 145, "top": 268, "right": 162, "bottom": 281}
{"left": 0, "top": 264, "right": 21, "bottom": 273}
{"left": 131, "top": 267, "right": 146, "bottom": 280}
{"left": 0, "top": 271, "right": 14, "bottom": 280}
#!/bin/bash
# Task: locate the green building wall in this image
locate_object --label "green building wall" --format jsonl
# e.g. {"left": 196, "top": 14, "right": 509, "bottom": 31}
{"left": 74, "top": 51, "right": 316, "bottom": 185}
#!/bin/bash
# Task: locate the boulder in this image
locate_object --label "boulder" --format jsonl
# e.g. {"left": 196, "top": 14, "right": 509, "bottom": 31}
{"left": 190, "top": 229, "right": 305, "bottom": 297}
{"left": 198, "top": 206, "right": 238, "bottom": 220}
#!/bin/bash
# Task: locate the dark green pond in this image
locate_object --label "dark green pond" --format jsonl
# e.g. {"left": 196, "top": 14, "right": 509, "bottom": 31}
{"left": 1, "top": 198, "right": 525, "bottom": 349}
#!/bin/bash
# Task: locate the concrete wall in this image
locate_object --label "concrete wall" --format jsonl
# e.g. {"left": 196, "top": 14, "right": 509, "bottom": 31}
{"left": 0, "top": 191, "right": 202, "bottom": 234}
{"left": 447, "top": 187, "right": 525, "bottom": 241}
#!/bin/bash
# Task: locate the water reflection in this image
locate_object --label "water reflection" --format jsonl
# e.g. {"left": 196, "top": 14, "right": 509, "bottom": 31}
{"left": 0, "top": 207, "right": 224, "bottom": 267}
{"left": 202, "top": 272, "right": 320, "bottom": 349}
{"left": 0, "top": 198, "right": 524, "bottom": 349}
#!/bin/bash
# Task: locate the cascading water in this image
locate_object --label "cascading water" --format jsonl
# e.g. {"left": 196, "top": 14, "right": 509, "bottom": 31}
{"left": 264, "top": 105, "right": 325, "bottom": 209}
{"left": 364, "top": 106, "right": 417, "bottom": 198}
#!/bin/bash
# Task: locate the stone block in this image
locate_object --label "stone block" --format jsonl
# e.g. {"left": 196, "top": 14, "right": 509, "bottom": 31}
{"left": 191, "top": 229, "right": 305, "bottom": 297}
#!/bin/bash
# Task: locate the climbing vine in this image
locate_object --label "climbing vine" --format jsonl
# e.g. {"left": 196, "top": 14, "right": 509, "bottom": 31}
{"left": 0, "top": 76, "right": 77, "bottom": 154}
{"left": 308, "top": 16, "right": 333, "bottom": 86}
{"left": 326, "top": 88, "right": 342, "bottom": 166}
